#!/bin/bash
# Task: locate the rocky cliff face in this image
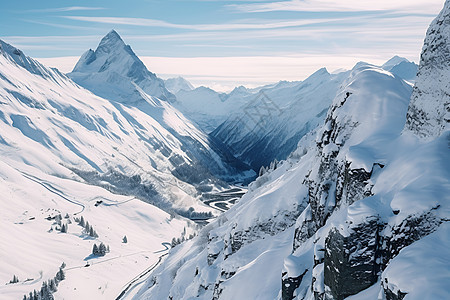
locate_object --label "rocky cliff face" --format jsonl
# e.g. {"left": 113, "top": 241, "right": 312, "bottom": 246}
{"left": 405, "top": 1, "right": 450, "bottom": 138}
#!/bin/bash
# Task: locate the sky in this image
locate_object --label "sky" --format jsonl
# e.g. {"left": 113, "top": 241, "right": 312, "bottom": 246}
{"left": 0, "top": 0, "right": 445, "bottom": 91}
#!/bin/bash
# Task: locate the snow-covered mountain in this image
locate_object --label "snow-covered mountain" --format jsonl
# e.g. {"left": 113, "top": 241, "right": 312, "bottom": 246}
{"left": 382, "top": 56, "right": 418, "bottom": 82}
{"left": 69, "top": 31, "right": 254, "bottom": 185}
{"left": 136, "top": 3, "right": 450, "bottom": 299}
{"left": 175, "top": 71, "right": 347, "bottom": 170}
{"left": 0, "top": 39, "right": 199, "bottom": 299}
{"left": 210, "top": 69, "right": 348, "bottom": 171}
{"left": 165, "top": 77, "right": 194, "bottom": 94}
{"left": 70, "top": 30, "right": 175, "bottom": 103}
{"left": 173, "top": 57, "right": 416, "bottom": 173}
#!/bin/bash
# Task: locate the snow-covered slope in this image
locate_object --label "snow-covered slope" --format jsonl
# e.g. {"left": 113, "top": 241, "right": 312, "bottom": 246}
{"left": 165, "top": 77, "right": 194, "bottom": 94}
{"left": 137, "top": 3, "right": 450, "bottom": 297}
{"left": 0, "top": 40, "right": 199, "bottom": 299}
{"left": 173, "top": 86, "right": 239, "bottom": 133}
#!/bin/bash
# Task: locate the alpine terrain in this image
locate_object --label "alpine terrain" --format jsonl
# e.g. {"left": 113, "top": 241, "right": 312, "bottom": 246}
{"left": 0, "top": 1, "right": 449, "bottom": 300}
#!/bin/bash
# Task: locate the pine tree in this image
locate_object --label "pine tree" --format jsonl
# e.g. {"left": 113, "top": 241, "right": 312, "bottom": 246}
{"left": 48, "top": 279, "right": 57, "bottom": 292}
{"left": 55, "top": 267, "right": 65, "bottom": 281}
{"left": 79, "top": 216, "right": 85, "bottom": 227}
{"left": 64, "top": 213, "right": 69, "bottom": 219}
{"left": 60, "top": 262, "right": 66, "bottom": 269}
{"left": 40, "top": 281, "right": 54, "bottom": 300}
{"left": 106, "top": 245, "right": 110, "bottom": 253}
{"left": 60, "top": 224, "right": 66, "bottom": 233}
{"left": 85, "top": 221, "right": 90, "bottom": 233}
{"left": 99, "top": 242, "right": 106, "bottom": 256}
{"left": 33, "top": 289, "right": 38, "bottom": 300}
{"left": 259, "top": 166, "right": 266, "bottom": 177}
{"left": 23, "top": 295, "right": 27, "bottom": 300}
{"left": 89, "top": 227, "right": 95, "bottom": 237}
{"left": 92, "top": 244, "right": 99, "bottom": 256}
{"left": 10, "top": 274, "right": 19, "bottom": 283}
{"left": 122, "top": 235, "right": 127, "bottom": 243}
{"left": 55, "top": 214, "right": 62, "bottom": 225}
{"left": 171, "top": 237, "right": 177, "bottom": 247}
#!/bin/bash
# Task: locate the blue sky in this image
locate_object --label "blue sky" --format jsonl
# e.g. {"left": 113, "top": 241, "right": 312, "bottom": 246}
{"left": 0, "top": 0, "right": 444, "bottom": 91}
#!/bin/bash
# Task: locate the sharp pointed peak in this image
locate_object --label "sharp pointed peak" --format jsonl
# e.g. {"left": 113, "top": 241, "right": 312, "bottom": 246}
{"left": 96, "top": 29, "right": 126, "bottom": 53}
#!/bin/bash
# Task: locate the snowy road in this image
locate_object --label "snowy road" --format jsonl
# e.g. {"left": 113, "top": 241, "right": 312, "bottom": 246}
{"left": 203, "top": 187, "right": 246, "bottom": 212}
{"left": 115, "top": 243, "right": 171, "bottom": 300}
{"left": 20, "top": 172, "right": 86, "bottom": 214}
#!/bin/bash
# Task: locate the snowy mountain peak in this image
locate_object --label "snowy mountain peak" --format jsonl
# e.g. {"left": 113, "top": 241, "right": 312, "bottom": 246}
{"left": 97, "top": 29, "right": 125, "bottom": 53}
{"left": 69, "top": 30, "right": 175, "bottom": 102}
{"left": 405, "top": 0, "right": 450, "bottom": 138}
{"left": 72, "top": 30, "right": 140, "bottom": 74}
{"left": 382, "top": 55, "right": 410, "bottom": 69}
{"left": 164, "top": 76, "right": 194, "bottom": 93}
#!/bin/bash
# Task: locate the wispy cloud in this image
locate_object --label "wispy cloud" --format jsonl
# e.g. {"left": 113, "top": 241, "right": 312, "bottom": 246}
{"left": 62, "top": 15, "right": 346, "bottom": 31}
{"left": 228, "top": 0, "right": 443, "bottom": 15}
{"left": 23, "top": 20, "right": 103, "bottom": 31}
{"left": 26, "top": 6, "right": 104, "bottom": 13}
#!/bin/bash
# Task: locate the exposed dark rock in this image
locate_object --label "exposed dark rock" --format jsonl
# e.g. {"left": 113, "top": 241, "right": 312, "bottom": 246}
{"left": 383, "top": 279, "right": 407, "bottom": 300}
{"left": 324, "top": 217, "right": 383, "bottom": 300}
{"left": 281, "top": 269, "right": 308, "bottom": 300}
{"left": 385, "top": 211, "right": 442, "bottom": 261}
{"left": 225, "top": 211, "right": 301, "bottom": 258}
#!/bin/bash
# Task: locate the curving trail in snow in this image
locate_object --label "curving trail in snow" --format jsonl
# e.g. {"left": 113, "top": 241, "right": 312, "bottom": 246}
{"left": 19, "top": 172, "right": 85, "bottom": 214}
{"left": 115, "top": 243, "right": 172, "bottom": 300}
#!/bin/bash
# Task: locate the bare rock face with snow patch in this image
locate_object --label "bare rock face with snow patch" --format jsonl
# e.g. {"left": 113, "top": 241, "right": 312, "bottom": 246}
{"left": 405, "top": 1, "right": 450, "bottom": 138}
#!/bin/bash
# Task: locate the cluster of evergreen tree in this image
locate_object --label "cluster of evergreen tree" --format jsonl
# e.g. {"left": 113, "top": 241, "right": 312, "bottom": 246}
{"left": 75, "top": 216, "right": 98, "bottom": 238}
{"left": 171, "top": 228, "right": 195, "bottom": 248}
{"left": 49, "top": 213, "right": 71, "bottom": 233}
{"left": 178, "top": 207, "right": 213, "bottom": 220}
{"left": 92, "top": 242, "right": 110, "bottom": 256}
{"left": 22, "top": 263, "right": 66, "bottom": 300}
{"left": 258, "top": 159, "right": 279, "bottom": 177}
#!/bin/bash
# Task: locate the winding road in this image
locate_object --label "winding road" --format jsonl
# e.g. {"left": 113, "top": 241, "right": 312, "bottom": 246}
{"left": 203, "top": 187, "right": 246, "bottom": 212}
{"left": 115, "top": 242, "right": 171, "bottom": 300}
{"left": 20, "top": 171, "right": 85, "bottom": 214}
